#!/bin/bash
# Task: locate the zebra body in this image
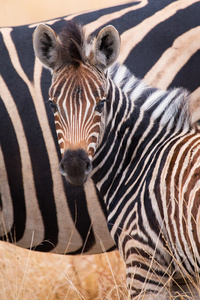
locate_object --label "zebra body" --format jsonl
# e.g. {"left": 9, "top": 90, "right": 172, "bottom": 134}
{"left": 33, "top": 15, "right": 200, "bottom": 299}
{"left": 94, "top": 65, "right": 200, "bottom": 298}
{"left": 1, "top": 0, "right": 200, "bottom": 255}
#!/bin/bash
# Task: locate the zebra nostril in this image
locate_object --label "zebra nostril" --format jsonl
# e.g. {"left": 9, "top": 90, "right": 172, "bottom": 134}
{"left": 85, "top": 159, "right": 92, "bottom": 174}
{"left": 59, "top": 162, "right": 67, "bottom": 176}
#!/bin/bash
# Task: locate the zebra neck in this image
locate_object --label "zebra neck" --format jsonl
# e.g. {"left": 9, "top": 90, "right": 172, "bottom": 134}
{"left": 92, "top": 79, "right": 143, "bottom": 202}
{"left": 92, "top": 67, "right": 191, "bottom": 208}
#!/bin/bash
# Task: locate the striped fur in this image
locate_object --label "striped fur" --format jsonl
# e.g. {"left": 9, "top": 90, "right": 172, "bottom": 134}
{"left": 49, "top": 63, "right": 106, "bottom": 158}
{"left": 95, "top": 64, "right": 200, "bottom": 298}
{"left": 1, "top": 0, "right": 200, "bottom": 260}
{"left": 34, "top": 20, "right": 200, "bottom": 299}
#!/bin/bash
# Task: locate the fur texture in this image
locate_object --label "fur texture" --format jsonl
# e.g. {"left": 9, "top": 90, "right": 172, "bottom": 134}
{"left": 58, "top": 21, "right": 86, "bottom": 67}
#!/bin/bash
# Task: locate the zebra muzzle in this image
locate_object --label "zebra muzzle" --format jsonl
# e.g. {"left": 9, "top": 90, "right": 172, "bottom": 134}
{"left": 59, "top": 149, "right": 92, "bottom": 185}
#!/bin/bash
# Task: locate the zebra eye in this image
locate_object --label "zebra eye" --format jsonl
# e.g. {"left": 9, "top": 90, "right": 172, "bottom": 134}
{"left": 95, "top": 100, "right": 106, "bottom": 113}
{"left": 49, "top": 100, "right": 58, "bottom": 113}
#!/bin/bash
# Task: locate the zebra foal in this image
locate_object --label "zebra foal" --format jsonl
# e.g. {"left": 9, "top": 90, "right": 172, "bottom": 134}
{"left": 33, "top": 19, "right": 200, "bottom": 299}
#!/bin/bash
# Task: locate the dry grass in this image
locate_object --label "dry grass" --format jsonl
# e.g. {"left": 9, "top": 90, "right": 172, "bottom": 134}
{"left": 0, "top": 241, "right": 127, "bottom": 300}
{"left": 0, "top": 240, "right": 200, "bottom": 299}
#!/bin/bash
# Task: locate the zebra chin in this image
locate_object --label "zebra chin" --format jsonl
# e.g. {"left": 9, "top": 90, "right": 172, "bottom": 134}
{"left": 59, "top": 149, "right": 92, "bottom": 186}
{"left": 62, "top": 174, "right": 89, "bottom": 186}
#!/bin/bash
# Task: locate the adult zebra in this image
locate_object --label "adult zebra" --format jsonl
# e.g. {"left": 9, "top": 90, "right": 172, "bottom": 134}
{"left": 1, "top": 0, "right": 200, "bottom": 256}
{"left": 33, "top": 13, "right": 200, "bottom": 300}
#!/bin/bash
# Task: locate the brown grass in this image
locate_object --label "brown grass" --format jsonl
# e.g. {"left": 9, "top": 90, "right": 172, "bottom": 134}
{"left": 0, "top": 241, "right": 127, "bottom": 300}
{"left": 0, "top": 240, "right": 200, "bottom": 299}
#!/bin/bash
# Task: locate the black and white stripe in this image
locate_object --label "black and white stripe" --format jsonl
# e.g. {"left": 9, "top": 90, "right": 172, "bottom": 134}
{"left": 92, "top": 63, "right": 199, "bottom": 297}
{"left": 1, "top": 0, "right": 200, "bottom": 257}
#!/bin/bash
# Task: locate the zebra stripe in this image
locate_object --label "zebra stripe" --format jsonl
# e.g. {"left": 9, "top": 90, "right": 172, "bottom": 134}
{"left": 33, "top": 18, "right": 200, "bottom": 298}
{"left": 96, "top": 65, "right": 200, "bottom": 297}
{"left": 1, "top": 0, "right": 200, "bottom": 257}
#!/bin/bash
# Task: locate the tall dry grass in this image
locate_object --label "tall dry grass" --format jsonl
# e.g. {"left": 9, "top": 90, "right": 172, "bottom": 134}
{"left": 0, "top": 241, "right": 127, "bottom": 300}
{"left": 0, "top": 239, "right": 200, "bottom": 299}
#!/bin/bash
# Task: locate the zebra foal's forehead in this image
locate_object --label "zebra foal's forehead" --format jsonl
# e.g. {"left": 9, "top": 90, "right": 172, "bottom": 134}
{"left": 50, "top": 64, "right": 106, "bottom": 101}
{"left": 58, "top": 21, "right": 86, "bottom": 67}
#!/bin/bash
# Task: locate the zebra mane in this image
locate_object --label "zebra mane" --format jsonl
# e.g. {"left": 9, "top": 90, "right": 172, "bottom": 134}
{"left": 109, "top": 63, "right": 191, "bottom": 130}
{"left": 59, "top": 21, "right": 86, "bottom": 67}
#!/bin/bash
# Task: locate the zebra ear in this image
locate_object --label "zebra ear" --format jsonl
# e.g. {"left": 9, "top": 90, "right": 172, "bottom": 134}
{"left": 92, "top": 25, "right": 120, "bottom": 70}
{"left": 33, "top": 24, "right": 60, "bottom": 71}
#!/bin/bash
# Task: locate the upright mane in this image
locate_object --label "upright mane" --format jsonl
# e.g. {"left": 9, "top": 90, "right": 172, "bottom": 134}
{"left": 59, "top": 21, "right": 86, "bottom": 67}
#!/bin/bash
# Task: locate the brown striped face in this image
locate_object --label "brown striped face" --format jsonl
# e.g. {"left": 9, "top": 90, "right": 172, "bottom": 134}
{"left": 33, "top": 21, "right": 120, "bottom": 184}
{"left": 49, "top": 63, "right": 107, "bottom": 160}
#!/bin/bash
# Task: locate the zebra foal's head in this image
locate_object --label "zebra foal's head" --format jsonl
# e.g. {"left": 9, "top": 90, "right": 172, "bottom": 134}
{"left": 33, "top": 21, "right": 120, "bottom": 185}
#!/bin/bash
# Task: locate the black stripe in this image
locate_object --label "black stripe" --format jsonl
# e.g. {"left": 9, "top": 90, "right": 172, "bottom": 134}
{"left": 0, "top": 192, "right": 2, "bottom": 210}
{"left": 11, "top": 26, "right": 35, "bottom": 82}
{"left": 94, "top": 186, "right": 108, "bottom": 218}
{"left": 127, "top": 273, "right": 164, "bottom": 286}
{"left": 170, "top": 50, "right": 200, "bottom": 92}
{"left": 126, "top": 261, "right": 168, "bottom": 277}
{"left": 107, "top": 245, "right": 116, "bottom": 252}
{"left": 63, "top": 183, "right": 96, "bottom": 254}
{"left": 0, "top": 33, "right": 59, "bottom": 251}
{"left": 0, "top": 97, "right": 26, "bottom": 242}
{"left": 108, "top": 121, "right": 164, "bottom": 244}
{"left": 73, "top": 2, "right": 135, "bottom": 26}
{"left": 88, "top": 0, "right": 172, "bottom": 37}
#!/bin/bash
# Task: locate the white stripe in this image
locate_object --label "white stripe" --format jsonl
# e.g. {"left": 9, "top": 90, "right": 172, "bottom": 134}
{"left": 144, "top": 26, "right": 200, "bottom": 89}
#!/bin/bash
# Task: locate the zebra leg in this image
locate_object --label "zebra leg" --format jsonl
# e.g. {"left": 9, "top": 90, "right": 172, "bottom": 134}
{"left": 125, "top": 256, "right": 171, "bottom": 299}
{"left": 116, "top": 232, "right": 172, "bottom": 299}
